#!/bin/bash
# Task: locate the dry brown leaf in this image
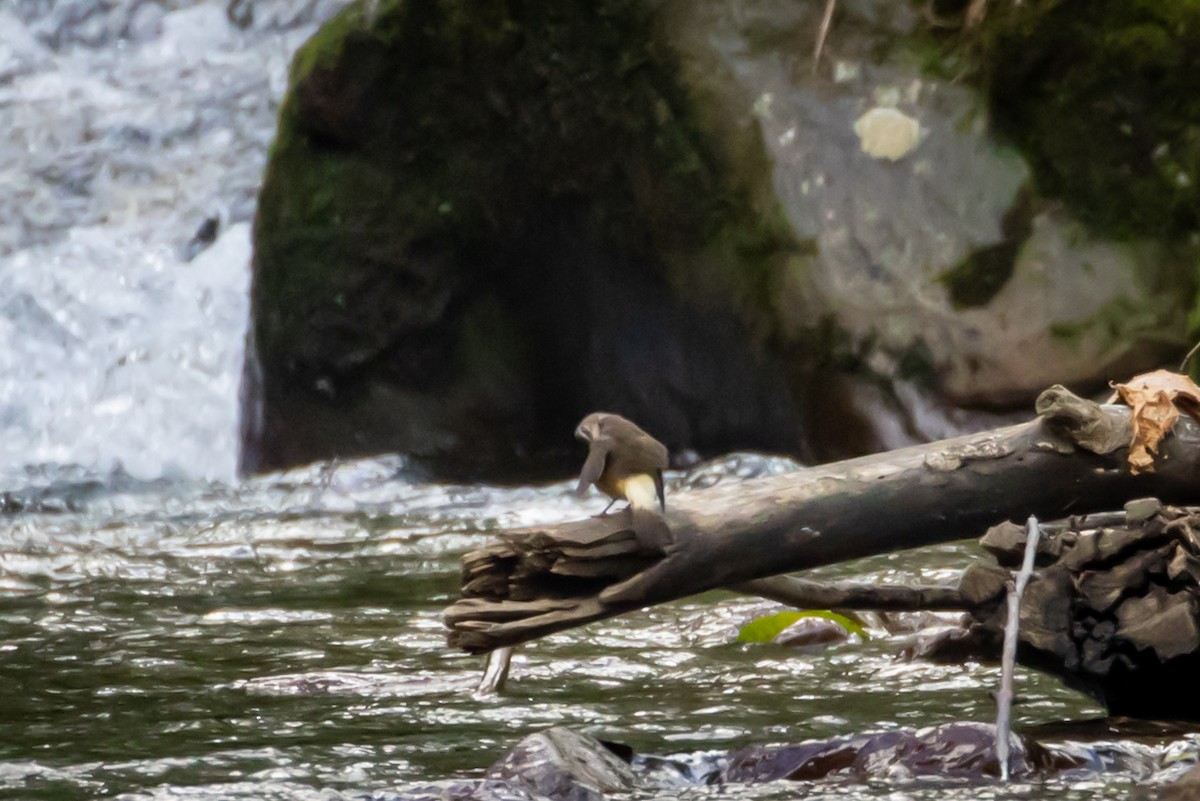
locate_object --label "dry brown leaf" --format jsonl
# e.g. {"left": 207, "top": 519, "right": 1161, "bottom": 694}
{"left": 1108, "top": 369, "right": 1200, "bottom": 474}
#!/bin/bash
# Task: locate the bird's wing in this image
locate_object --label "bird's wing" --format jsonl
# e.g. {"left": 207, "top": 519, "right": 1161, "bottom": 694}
{"left": 644, "top": 435, "right": 669, "bottom": 470}
{"left": 575, "top": 439, "right": 610, "bottom": 496}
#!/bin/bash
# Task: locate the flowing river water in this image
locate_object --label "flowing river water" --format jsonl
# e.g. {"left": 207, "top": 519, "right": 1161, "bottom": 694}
{"left": 1, "top": 1, "right": 1199, "bottom": 799}
{"left": 3, "top": 461, "right": 1196, "bottom": 800}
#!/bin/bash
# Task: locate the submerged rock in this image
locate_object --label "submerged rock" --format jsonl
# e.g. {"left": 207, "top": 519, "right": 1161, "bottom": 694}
{"left": 725, "top": 721, "right": 1057, "bottom": 782}
{"left": 415, "top": 722, "right": 1109, "bottom": 798}
{"left": 379, "top": 728, "right": 638, "bottom": 801}
{"left": 772, "top": 614, "right": 854, "bottom": 648}
{"left": 485, "top": 727, "right": 637, "bottom": 801}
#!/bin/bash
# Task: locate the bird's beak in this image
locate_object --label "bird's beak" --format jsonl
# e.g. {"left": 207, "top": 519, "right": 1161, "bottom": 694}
{"left": 575, "top": 424, "right": 589, "bottom": 442}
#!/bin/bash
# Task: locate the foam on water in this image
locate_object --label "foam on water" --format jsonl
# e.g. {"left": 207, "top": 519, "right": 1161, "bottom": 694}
{"left": 0, "top": 0, "right": 347, "bottom": 487}
{"left": 0, "top": 223, "right": 251, "bottom": 481}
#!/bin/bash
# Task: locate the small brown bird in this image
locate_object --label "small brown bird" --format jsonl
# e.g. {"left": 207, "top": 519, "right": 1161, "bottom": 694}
{"left": 575, "top": 412, "right": 671, "bottom": 551}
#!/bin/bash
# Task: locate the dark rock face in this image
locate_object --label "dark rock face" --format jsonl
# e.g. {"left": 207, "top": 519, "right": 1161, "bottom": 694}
{"left": 938, "top": 506, "right": 1200, "bottom": 720}
{"left": 243, "top": 0, "right": 802, "bottom": 479}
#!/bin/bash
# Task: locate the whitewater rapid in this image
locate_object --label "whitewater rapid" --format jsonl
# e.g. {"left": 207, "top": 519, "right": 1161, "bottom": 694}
{"left": 0, "top": 0, "right": 347, "bottom": 486}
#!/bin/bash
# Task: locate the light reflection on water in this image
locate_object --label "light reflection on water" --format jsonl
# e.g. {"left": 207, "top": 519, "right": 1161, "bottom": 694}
{"left": 0, "top": 458, "right": 1194, "bottom": 800}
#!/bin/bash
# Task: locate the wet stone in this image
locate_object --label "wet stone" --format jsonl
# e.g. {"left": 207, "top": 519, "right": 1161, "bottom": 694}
{"left": 774, "top": 615, "right": 853, "bottom": 648}
{"left": 1166, "top": 517, "right": 1200, "bottom": 553}
{"left": 1095, "top": 527, "right": 1160, "bottom": 565}
{"left": 1062, "top": 531, "right": 1104, "bottom": 570}
{"left": 883, "top": 722, "right": 1045, "bottom": 779}
{"left": 726, "top": 722, "right": 1048, "bottom": 783}
{"left": 1018, "top": 568, "right": 1074, "bottom": 657}
{"left": 1161, "top": 763, "right": 1200, "bottom": 801}
{"left": 1092, "top": 618, "right": 1117, "bottom": 640}
{"left": 485, "top": 726, "right": 636, "bottom": 801}
{"left": 724, "top": 736, "right": 867, "bottom": 783}
{"left": 1080, "top": 638, "right": 1116, "bottom": 676}
{"left": 967, "top": 509, "right": 1200, "bottom": 716}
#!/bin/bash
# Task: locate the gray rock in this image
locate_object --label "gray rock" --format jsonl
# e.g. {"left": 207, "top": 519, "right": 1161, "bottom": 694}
{"left": 485, "top": 727, "right": 636, "bottom": 801}
{"left": 1125, "top": 497, "right": 1163, "bottom": 523}
{"left": 670, "top": 0, "right": 1186, "bottom": 413}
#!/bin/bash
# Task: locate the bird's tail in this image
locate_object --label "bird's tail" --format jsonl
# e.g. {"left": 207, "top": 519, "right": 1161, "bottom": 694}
{"left": 623, "top": 474, "right": 671, "bottom": 553}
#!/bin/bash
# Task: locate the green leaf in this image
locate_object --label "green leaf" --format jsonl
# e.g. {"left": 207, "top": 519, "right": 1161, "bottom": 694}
{"left": 736, "top": 609, "right": 870, "bottom": 643}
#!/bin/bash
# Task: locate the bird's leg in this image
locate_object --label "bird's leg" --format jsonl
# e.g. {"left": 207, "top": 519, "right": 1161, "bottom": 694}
{"left": 591, "top": 499, "right": 618, "bottom": 518}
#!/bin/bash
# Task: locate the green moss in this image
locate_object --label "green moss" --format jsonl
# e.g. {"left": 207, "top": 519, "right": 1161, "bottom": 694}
{"left": 287, "top": 2, "right": 375, "bottom": 85}
{"left": 896, "top": 340, "right": 936, "bottom": 384}
{"left": 938, "top": 188, "right": 1034, "bottom": 309}
{"left": 938, "top": 250, "right": 1013, "bottom": 309}
{"left": 253, "top": 134, "right": 417, "bottom": 360}
{"left": 980, "top": 0, "right": 1200, "bottom": 239}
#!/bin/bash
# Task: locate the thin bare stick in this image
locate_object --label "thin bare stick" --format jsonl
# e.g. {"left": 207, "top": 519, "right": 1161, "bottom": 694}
{"left": 732, "top": 576, "right": 968, "bottom": 611}
{"left": 813, "top": 0, "right": 837, "bottom": 73}
{"left": 964, "top": 0, "right": 988, "bottom": 28}
{"left": 1180, "top": 340, "right": 1200, "bottom": 373}
{"left": 996, "top": 515, "right": 1041, "bottom": 782}
{"left": 475, "top": 646, "right": 514, "bottom": 696}
{"left": 447, "top": 389, "right": 1200, "bottom": 654}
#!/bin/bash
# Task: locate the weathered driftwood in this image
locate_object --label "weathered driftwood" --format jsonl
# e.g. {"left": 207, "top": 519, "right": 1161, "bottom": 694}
{"left": 445, "top": 387, "right": 1200, "bottom": 653}
{"left": 927, "top": 504, "right": 1200, "bottom": 719}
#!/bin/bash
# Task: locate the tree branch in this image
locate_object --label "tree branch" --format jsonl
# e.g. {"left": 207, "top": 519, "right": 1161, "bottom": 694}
{"left": 445, "top": 387, "right": 1200, "bottom": 653}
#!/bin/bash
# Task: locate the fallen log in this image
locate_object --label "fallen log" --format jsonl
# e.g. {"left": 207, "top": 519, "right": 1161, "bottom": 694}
{"left": 445, "top": 386, "right": 1200, "bottom": 653}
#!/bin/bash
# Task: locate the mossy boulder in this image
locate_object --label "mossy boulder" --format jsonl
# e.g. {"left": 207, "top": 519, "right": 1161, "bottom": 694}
{"left": 243, "top": 0, "right": 802, "bottom": 478}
